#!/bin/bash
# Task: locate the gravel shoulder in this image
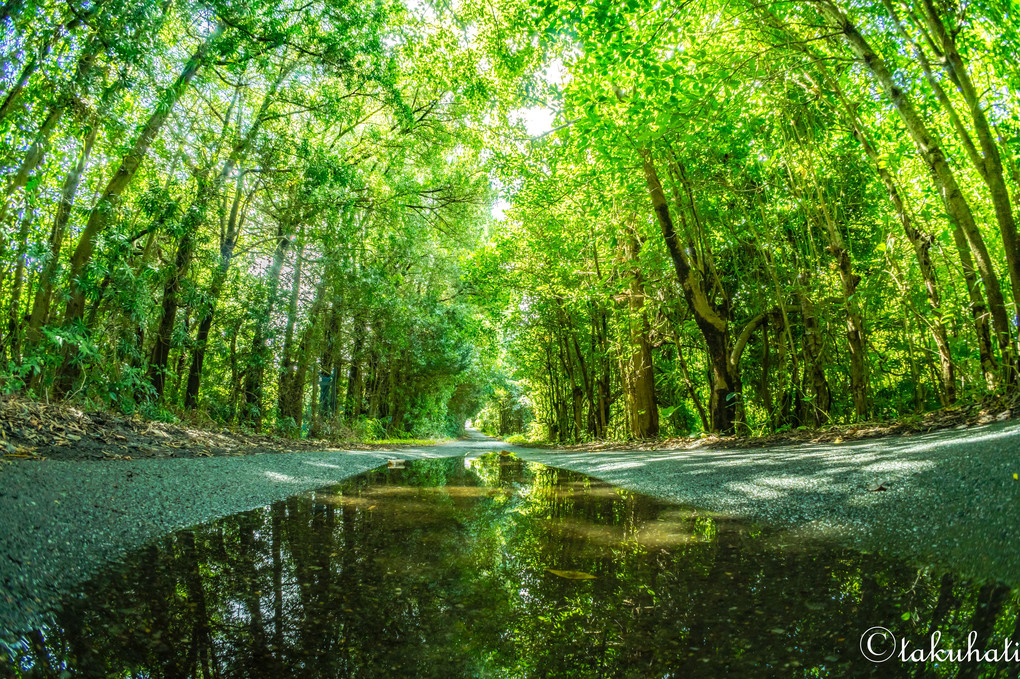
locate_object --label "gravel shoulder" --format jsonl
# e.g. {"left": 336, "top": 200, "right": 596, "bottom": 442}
{"left": 2, "top": 424, "right": 1018, "bottom": 636}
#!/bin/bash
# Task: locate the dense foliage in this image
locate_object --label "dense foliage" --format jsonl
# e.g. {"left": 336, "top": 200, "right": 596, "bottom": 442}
{"left": 474, "top": 0, "right": 1020, "bottom": 439}
{"left": 0, "top": 0, "right": 495, "bottom": 437}
{"left": 1, "top": 0, "right": 1018, "bottom": 440}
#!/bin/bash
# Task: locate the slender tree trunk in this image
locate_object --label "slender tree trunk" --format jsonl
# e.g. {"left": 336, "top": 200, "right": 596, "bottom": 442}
{"left": 590, "top": 305, "right": 611, "bottom": 438}
{"left": 308, "top": 358, "right": 321, "bottom": 438}
{"left": 228, "top": 319, "right": 240, "bottom": 420}
{"left": 815, "top": 182, "right": 869, "bottom": 419}
{"left": 312, "top": 302, "right": 343, "bottom": 434}
{"left": 241, "top": 220, "right": 291, "bottom": 429}
{"left": 54, "top": 27, "right": 222, "bottom": 396}
{"left": 281, "top": 301, "right": 321, "bottom": 432}
{"left": 568, "top": 329, "right": 597, "bottom": 437}
{"left": 903, "top": 305, "right": 923, "bottom": 412}
{"left": 814, "top": 0, "right": 1014, "bottom": 381}
{"left": 674, "top": 344, "right": 709, "bottom": 432}
{"left": 279, "top": 232, "right": 306, "bottom": 374}
{"left": 25, "top": 120, "right": 98, "bottom": 343}
{"left": 0, "top": 41, "right": 100, "bottom": 233}
{"left": 368, "top": 357, "right": 386, "bottom": 419}
{"left": 796, "top": 284, "right": 831, "bottom": 426}
{"left": 759, "top": 317, "right": 774, "bottom": 419}
{"left": 148, "top": 226, "right": 195, "bottom": 399}
{"left": 555, "top": 330, "right": 583, "bottom": 439}
{"left": 0, "top": 108, "right": 60, "bottom": 236}
{"left": 148, "top": 170, "right": 214, "bottom": 400}
{"left": 854, "top": 129, "right": 956, "bottom": 402}
{"left": 0, "top": 7, "right": 97, "bottom": 123}
{"left": 918, "top": 0, "right": 1020, "bottom": 364}
{"left": 951, "top": 222, "right": 999, "bottom": 388}
{"left": 278, "top": 236, "right": 317, "bottom": 431}
{"left": 3, "top": 213, "right": 32, "bottom": 363}
{"left": 184, "top": 173, "right": 245, "bottom": 408}
{"left": 344, "top": 318, "right": 365, "bottom": 423}
{"left": 25, "top": 75, "right": 122, "bottom": 347}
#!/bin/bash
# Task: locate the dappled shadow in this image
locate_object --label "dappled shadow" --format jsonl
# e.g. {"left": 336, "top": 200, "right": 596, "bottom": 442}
{"left": 506, "top": 420, "right": 1020, "bottom": 585}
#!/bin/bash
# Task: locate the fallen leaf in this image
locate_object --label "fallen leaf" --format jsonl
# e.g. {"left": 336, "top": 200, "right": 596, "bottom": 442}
{"left": 546, "top": 568, "right": 596, "bottom": 580}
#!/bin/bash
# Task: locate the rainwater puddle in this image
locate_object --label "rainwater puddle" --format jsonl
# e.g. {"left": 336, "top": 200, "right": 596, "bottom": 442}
{"left": 3, "top": 453, "right": 1017, "bottom": 677}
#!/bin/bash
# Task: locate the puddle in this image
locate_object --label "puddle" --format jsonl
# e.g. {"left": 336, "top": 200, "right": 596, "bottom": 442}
{"left": 3, "top": 453, "right": 1017, "bottom": 677}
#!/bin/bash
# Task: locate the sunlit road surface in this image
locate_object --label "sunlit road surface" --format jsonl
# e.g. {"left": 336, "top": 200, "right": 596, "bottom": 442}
{"left": 1, "top": 421, "right": 1017, "bottom": 633}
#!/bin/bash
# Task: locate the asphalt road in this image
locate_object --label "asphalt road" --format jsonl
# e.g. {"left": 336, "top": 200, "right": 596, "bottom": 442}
{"left": 1, "top": 422, "right": 1018, "bottom": 635}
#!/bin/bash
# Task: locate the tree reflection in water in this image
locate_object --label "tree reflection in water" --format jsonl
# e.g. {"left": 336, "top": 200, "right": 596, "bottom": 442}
{"left": 4, "top": 454, "right": 1018, "bottom": 678}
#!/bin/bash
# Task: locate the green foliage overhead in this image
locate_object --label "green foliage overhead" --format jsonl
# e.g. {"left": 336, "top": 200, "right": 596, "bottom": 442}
{"left": 0, "top": 0, "right": 1017, "bottom": 441}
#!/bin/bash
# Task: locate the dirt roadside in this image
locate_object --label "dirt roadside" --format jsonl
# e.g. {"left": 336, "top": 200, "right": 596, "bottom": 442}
{"left": 518, "top": 397, "right": 1015, "bottom": 454}
{"left": 0, "top": 396, "right": 437, "bottom": 462}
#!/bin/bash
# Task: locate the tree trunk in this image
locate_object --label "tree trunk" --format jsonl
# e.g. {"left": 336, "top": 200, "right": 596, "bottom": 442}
{"left": 184, "top": 173, "right": 245, "bottom": 408}
{"left": 368, "top": 357, "right": 387, "bottom": 419}
{"left": 594, "top": 306, "right": 612, "bottom": 437}
{"left": 25, "top": 97, "right": 103, "bottom": 345}
{"left": 918, "top": 0, "right": 1020, "bottom": 370}
{"left": 554, "top": 330, "right": 582, "bottom": 440}
{"left": 950, "top": 222, "right": 998, "bottom": 389}
{"left": 622, "top": 231, "right": 658, "bottom": 438}
{"left": 282, "top": 304, "right": 320, "bottom": 432}
{"left": 240, "top": 221, "right": 291, "bottom": 430}
{"left": 641, "top": 151, "right": 736, "bottom": 433}
{"left": 814, "top": 0, "right": 1014, "bottom": 380}
{"left": 24, "top": 71, "right": 128, "bottom": 352}
{"left": 852, "top": 125, "right": 956, "bottom": 402}
{"left": 674, "top": 343, "right": 709, "bottom": 432}
{"left": 3, "top": 213, "right": 32, "bottom": 363}
{"left": 54, "top": 27, "right": 222, "bottom": 396}
{"left": 307, "top": 358, "right": 321, "bottom": 438}
{"left": 278, "top": 240, "right": 319, "bottom": 432}
{"left": 344, "top": 318, "right": 365, "bottom": 422}
{"left": 0, "top": 40, "right": 99, "bottom": 234}
{"left": 148, "top": 226, "right": 195, "bottom": 399}
{"left": 797, "top": 284, "right": 831, "bottom": 426}
{"left": 0, "top": 7, "right": 98, "bottom": 123}
{"left": 815, "top": 184, "right": 869, "bottom": 419}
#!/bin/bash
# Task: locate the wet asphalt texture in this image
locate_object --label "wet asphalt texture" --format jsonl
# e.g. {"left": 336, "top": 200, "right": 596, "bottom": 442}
{"left": 1, "top": 423, "right": 1018, "bottom": 635}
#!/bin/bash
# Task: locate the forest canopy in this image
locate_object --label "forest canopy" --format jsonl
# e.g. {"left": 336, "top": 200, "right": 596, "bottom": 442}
{"left": 1, "top": 0, "right": 1018, "bottom": 440}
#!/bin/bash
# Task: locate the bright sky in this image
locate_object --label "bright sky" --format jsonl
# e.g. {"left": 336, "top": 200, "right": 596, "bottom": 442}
{"left": 491, "top": 59, "right": 568, "bottom": 220}
{"left": 521, "top": 107, "right": 556, "bottom": 136}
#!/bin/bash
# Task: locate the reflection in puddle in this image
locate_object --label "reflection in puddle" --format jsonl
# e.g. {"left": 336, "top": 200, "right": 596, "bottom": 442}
{"left": 2, "top": 454, "right": 1017, "bottom": 678}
